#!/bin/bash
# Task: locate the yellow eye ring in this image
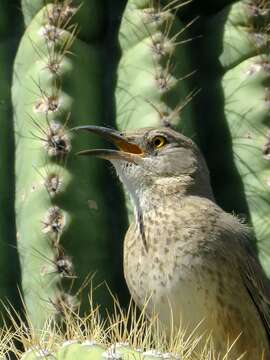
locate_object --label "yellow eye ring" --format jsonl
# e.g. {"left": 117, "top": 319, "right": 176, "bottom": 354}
{"left": 152, "top": 135, "right": 167, "bottom": 149}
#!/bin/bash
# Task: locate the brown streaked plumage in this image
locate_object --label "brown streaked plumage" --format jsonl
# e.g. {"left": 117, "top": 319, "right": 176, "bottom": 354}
{"left": 75, "top": 125, "right": 270, "bottom": 359}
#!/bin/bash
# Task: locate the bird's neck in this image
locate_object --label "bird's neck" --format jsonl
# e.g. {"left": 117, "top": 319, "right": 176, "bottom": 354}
{"left": 132, "top": 175, "right": 215, "bottom": 213}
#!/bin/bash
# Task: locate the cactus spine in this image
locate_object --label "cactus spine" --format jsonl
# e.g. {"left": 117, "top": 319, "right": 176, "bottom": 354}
{"left": 4, "top": 296, "right": 224, "bottom": 360}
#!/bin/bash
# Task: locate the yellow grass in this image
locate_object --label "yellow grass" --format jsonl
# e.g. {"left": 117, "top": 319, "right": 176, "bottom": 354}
{"left": 0, "top": 290, "right": 246, "bottom": 360}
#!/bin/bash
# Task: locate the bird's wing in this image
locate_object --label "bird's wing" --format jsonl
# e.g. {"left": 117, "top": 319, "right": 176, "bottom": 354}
{"left": 218, "top": 211, "right": 270, "bottom": 341}
{"left": 238, "top": 234, "right": 270, "bottom": 342}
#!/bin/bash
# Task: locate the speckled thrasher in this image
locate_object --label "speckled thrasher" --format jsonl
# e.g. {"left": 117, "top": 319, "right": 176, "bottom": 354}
{"left": 75, "top": 125, "right": 270, "bottom": 359}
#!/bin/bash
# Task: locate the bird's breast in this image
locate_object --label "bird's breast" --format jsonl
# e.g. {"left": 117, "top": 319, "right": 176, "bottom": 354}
{"left": 123, "top": 206, "right": 222, "bottom": 333}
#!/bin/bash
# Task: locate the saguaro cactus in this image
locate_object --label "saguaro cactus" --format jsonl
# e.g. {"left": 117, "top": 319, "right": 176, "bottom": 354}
{"left": 116, "top": 0, "right": 196, "bottom": 133}
{"left": 12, "top": 1, "right": 128, "bottom": 328}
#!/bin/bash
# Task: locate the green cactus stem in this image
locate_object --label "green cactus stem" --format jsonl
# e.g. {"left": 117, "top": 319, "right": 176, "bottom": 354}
{"left": 12, "top": 1, "right": 128, "bottom": 328}
{"left": 21, "top": 342, "right": 180, "bottom": 360}
{"left": 116, "top": 0, "right": 196, "bottom": 134}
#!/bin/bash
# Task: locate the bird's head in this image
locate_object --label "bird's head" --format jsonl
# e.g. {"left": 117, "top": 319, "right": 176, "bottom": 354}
{"left": 74, "top": 126, "right": 214, "bottom": 204}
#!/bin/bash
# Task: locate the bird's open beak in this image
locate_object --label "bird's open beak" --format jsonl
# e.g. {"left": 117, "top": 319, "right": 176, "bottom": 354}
{"left": 72, "top": 125, "right": 143, "bottom": 163}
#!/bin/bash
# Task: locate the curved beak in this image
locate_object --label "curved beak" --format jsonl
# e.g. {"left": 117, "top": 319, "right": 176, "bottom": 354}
{"left": 72, "top": 125, "right": 143, "bottom": 163}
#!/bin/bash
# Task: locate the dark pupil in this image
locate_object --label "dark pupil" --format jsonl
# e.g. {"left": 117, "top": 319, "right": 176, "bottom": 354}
{"left": 154, "top": 138, "right": 162, "bottom": 146}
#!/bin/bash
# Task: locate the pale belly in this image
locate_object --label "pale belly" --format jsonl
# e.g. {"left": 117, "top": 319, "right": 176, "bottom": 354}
{"left": 125, "top": 250, "right": 223, "bottom": 345}
{"left": 124, "top": 241, "right": 270, "bottom": 359}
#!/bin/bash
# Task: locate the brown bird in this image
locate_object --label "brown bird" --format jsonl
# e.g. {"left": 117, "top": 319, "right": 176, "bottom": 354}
{"left": 75, "top": 125, "right": 270, "bottom": 359}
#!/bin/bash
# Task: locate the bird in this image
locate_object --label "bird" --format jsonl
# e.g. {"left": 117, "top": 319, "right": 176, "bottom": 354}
{"left": 75, "top": 125, "right": 270, "bottom": 359}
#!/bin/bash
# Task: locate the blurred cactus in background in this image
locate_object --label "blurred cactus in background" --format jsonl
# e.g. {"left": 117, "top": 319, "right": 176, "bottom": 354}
{"left": 0, "top": 0, "right": 270, "bottom": 356}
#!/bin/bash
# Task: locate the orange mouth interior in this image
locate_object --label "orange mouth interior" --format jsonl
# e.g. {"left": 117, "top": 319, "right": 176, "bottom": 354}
{"left": 115, "top": 140, "right": 143, "bottom": 155}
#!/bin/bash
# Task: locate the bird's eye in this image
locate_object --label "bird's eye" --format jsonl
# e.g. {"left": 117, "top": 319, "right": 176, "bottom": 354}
{"left": 152, "top": 135, "right": 167, "bottom": 149}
